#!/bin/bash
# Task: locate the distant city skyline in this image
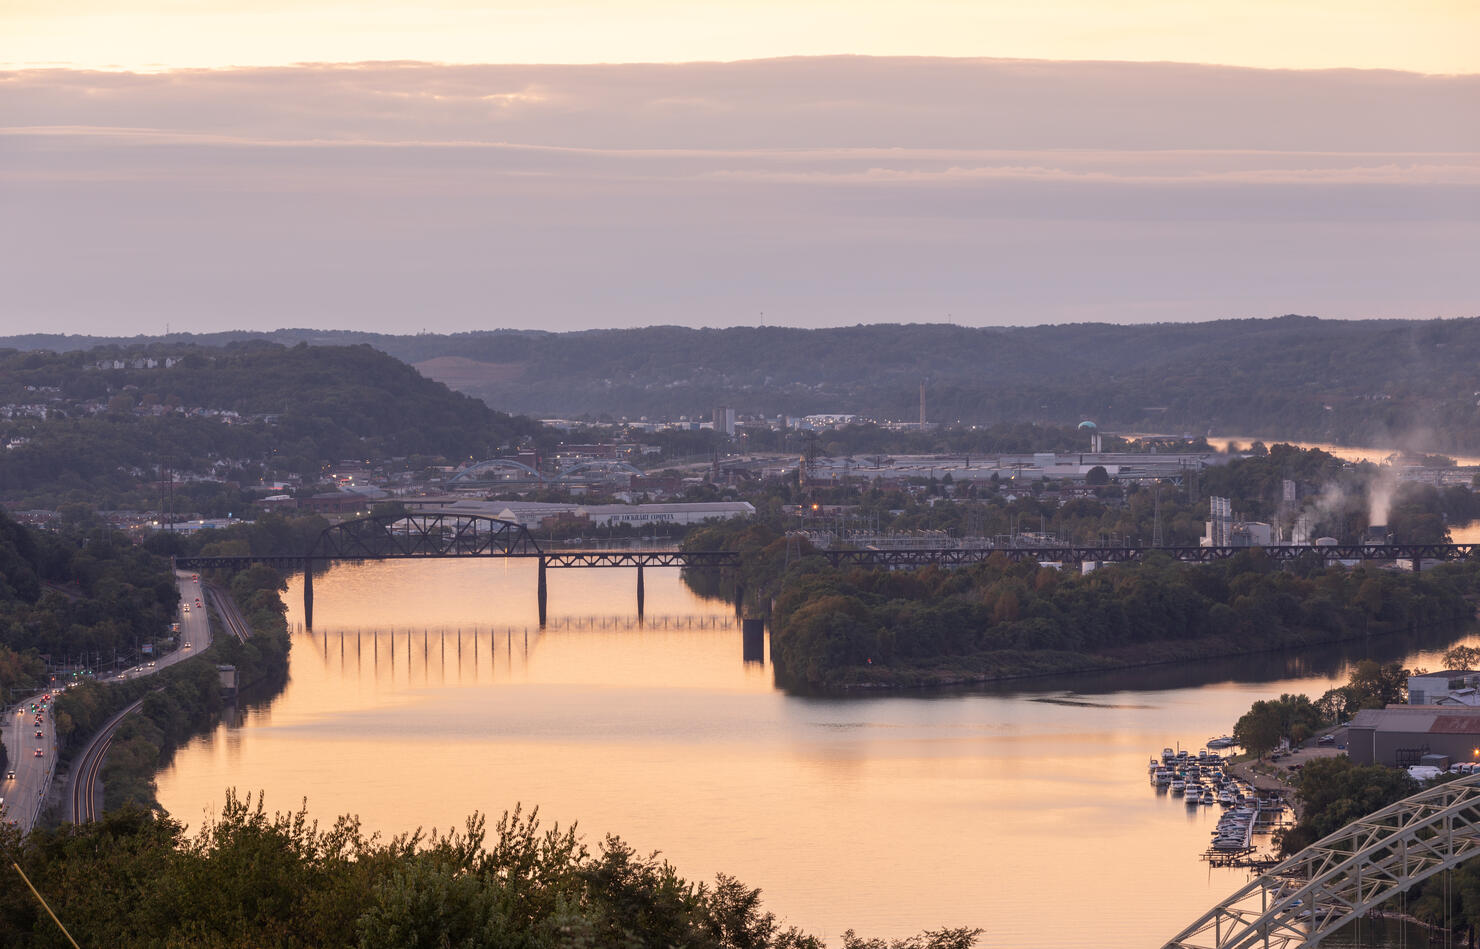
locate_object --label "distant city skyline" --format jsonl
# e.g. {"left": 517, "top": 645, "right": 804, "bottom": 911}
{"left": 1, "top": 3, "right": 1476, "bottom": 337}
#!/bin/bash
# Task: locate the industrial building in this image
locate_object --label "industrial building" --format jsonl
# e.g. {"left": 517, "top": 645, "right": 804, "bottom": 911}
{"left": 1200, "top": 496, "right": 1274, "bottom": 547}
{"left": 1345, "top": 705, "right": 1480, "bottom": 767}
{"left": 803, "top": 450, "right": 1217, "bottom": 486}
{"left": 1407, "top": 671, "right": 1480, "bottom": 707}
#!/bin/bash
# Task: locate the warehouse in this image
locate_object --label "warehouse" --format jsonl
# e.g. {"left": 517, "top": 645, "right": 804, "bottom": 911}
{"left": 1345, "top": 705, "right": 1480, "bottom": 768}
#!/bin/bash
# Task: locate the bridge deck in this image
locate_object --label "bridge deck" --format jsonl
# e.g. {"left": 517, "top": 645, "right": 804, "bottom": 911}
{"left": 174, "top": 543, "right": 1477, "bottom": 571}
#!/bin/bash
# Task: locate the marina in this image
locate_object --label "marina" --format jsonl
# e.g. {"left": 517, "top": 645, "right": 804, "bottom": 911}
{"left": 1148, "top": 741, "right": 1292, "bottom": 868}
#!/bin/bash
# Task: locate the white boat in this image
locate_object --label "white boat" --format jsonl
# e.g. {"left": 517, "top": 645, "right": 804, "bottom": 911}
{"left": 1206, "top": 735, "right": 1237, "bottom": 749}
{"left": 1170, "top": 780, "right": 1186, "bottom": 795}
{"left": 1153, "top": 769, "right": 1173, "bottom": 785}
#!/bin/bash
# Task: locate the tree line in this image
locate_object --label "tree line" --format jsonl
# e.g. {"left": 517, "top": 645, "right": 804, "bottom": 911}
{"left": 0, "top": 795, "right": 979, "bottom": 949}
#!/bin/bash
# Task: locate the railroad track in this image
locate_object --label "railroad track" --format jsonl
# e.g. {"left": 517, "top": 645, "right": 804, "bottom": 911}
{"left": 205, "top": 586, "right": 251, "bottom": 643}
{"left": 69, "top": 697, "right": 143, "bottom": 824}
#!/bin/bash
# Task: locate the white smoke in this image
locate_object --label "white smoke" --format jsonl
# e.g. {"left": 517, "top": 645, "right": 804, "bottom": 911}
{"left": 1368, "top": 468, "right": 1397, "bottom": 528}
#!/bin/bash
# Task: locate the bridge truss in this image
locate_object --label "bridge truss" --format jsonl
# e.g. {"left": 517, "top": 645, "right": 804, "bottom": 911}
{"left": 314, "top": 513, "right": 543, "bottom": 559}
{"left": 1164, "top": 772, "right": 1480, "bottom": 948}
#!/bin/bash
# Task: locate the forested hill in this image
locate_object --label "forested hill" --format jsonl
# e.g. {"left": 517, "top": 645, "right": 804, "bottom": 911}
{"left": 8, "top": 316, "right": 1480, "bottom": 450}
{"left": 0, "top": 342, "right": 541, "bottom": 509}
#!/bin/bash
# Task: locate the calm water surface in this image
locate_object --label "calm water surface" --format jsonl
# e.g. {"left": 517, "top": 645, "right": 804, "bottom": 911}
{"left": 155, "top": 560, "right": 1476, "bottom": 946}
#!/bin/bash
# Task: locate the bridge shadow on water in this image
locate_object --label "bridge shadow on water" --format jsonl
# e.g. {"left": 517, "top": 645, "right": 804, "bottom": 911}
{"left": 294, "top": 613, "right": 766, "bottom": 687}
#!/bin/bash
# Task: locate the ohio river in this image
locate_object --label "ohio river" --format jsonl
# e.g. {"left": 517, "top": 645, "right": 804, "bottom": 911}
{"left": 155, "top": 560, "right": 1473, "bottom": 946}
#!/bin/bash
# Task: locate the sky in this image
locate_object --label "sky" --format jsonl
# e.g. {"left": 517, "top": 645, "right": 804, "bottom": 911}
{"left": 1, "top": 2, "right": 1477, "bottom": 336}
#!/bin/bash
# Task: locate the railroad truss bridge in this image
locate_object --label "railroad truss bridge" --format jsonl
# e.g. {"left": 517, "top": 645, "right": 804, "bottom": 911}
{"left": 174, "top": 513, "right": 1480, "bottom": 627}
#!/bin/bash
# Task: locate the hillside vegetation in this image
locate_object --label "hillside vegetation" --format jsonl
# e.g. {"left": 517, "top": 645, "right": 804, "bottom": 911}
{"left": 8, "top": 316, "right": 1480, "bottom": 450}
{"left": 0, "top": 342, "right": 541, "bottom": 508}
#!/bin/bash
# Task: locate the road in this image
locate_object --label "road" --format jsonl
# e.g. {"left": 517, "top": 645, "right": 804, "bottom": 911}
{"left": 0, "top": 687, "right": 57, "bottom": 831}
{"left": 0, "top": 570, "right": 211, "bottom": 832}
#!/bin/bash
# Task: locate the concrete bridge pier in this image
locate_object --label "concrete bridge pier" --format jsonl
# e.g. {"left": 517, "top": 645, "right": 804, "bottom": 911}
{"left": 303, "top": 561, "right": 314, "bottom": 630}
{"left": 636, "top": 563, "right": 645, "bottom": 622}
{"left": 537, "top": 556, "right": 548, "bottom": 627}
{"left": 734, "top": 583, "right": 745, "bottom": 617}
{"left": 742, "top": 617, "right": 765, "bottom": 664}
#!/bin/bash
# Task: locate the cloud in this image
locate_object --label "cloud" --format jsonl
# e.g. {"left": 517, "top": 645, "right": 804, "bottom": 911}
{"left": 0, "top": 57, "right": 1476, "bottom": 334}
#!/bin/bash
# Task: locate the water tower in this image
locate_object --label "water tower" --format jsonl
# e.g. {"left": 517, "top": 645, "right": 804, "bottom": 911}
{"left": 1078, "top": 420, "right": 1102, "bottom": 453}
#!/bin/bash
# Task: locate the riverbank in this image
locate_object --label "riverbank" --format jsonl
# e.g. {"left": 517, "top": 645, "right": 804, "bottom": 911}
{"left": 768, "top": 553, "right": 1480, "bottom": 691}
{"left": 1226, "top": 744, "right": 1346, "bottom": 820}
{"left": 48, "top": 565, "right": 292, "bottom": 817}
{"left": 793, "top": 618, "right": 1472, "bottom": 692}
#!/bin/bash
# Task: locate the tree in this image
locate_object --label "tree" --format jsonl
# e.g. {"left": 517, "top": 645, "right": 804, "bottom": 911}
{"left": 1234, "top": 700, "right": 1284, "bottom": 759}
{"left": 1347, "top": 659, "right": 1408, "bottom": 707}
{"left": 1085, "top": 466, "right": 1109, "bottom": 486}
{"left": 1279, "top": 757, "right": 1417, "bottom": 854}
{"left": 1315, "top": 687, "right": 1353, "bottom": 724}
{"left": 1444, "top": 645, "right": 1480, "bottom": 670}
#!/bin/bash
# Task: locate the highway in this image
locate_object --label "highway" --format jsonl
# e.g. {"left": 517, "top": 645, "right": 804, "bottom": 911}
{"left": 1, "top": 570, "right": 212, "bottom": 832}
{"left": 0, "top": 686, "right": 57, "bottom": 831}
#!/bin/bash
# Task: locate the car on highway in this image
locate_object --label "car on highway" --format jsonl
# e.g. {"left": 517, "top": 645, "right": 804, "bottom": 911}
{"left": 191, "top": 574, "right": 198, "bottom": 581}
{"left": 34, "top": 730, "right": 42, "bottom": 739}
{"left": 184, "top": 642, "right": 192, "bottom": 649}
{"left": 5, "top": 771, "right": 13, "bottom": 780}
{"left": 34, "top": 748, "right": 42, "bottom": 757}
{"left": 183, "top": 605, "right": 190, "bottom": 613}
{"left": 147, "top": 661, "right": 156, "bottom": 667}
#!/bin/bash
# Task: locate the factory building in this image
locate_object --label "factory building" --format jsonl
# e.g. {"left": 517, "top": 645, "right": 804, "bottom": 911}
{"left": 1345, "top": 705, "right": 1480, "bottom": 768}
{"left": 804, "top": 450, "right": 1216, "bottom": 486}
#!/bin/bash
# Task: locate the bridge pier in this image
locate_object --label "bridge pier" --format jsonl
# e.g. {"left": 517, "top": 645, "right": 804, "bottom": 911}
{"left": 303, "top": 562, "right": 314, "bottom": 630}
{"left": 734, "top": 583, "right": 745, "bottom": 617}
{"left": 537, "top": 555, "right": 548, "bottom": 628}
{"left": 742, "top": 617, "right": 765, "bottom": 664}
{"left": 636, "top": 563, "right": 645, "bottom": 622}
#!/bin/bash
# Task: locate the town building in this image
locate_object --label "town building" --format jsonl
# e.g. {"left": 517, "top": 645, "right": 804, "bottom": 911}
{"left": 1408, "top": 671, "right": 1480, "bottom": 706}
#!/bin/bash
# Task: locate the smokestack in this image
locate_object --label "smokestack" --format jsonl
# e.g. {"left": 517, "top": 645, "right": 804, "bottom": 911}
{"left": 919, "top": 381, "right": 926, "bottom": 427}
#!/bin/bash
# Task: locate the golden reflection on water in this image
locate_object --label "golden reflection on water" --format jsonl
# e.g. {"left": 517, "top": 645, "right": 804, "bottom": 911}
{"left": 1222, "top": 435, "right": 1480, "bottom": 467}
{"left": 154, "top": 561, "right": 1477, "bottom": 946}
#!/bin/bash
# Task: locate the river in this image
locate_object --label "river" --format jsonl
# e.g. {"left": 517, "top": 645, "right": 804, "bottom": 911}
{"left": 1220, "top": 436, "right": 1480, "bottom": 467}
{"left": 155, "top": 560, "right": 1475, "bottom": 946}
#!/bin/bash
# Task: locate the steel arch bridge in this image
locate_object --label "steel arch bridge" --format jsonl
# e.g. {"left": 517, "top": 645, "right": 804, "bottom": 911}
{"left": 1164, "top": 772, "right": 1480, "bottom": 948}
{"left": 448, "top": 458, "right": 545, "bottom": 483}
{"left": 312, "top": 512, "right": 543, "bottom": 560}
{"left": 553, "top": 460, "right": 643, "bottom": 481}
